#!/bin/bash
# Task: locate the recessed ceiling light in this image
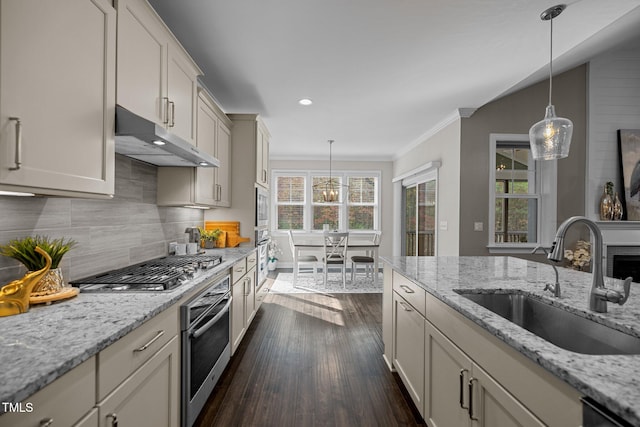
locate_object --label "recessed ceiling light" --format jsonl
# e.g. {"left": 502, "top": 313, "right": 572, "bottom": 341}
{"left": 298, "top": 98, "right": 313, "bottom": 106}
{"left": 152, "top": 140, "right": 166, "bottom": 146}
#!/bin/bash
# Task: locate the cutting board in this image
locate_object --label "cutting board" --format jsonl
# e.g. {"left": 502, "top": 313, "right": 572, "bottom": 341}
{"left": 204, "top": 221, "right": 250, "bottom": 247}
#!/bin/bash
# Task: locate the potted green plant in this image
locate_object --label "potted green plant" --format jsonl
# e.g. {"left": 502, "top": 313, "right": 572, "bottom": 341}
{"left": 0, "top": 235, "right": 76, "bottom": 295}
{"left": 199, "top": 227, "right": 221, "bottom": 249}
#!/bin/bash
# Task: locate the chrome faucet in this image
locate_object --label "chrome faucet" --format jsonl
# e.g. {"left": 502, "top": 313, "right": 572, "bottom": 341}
{"left": 532, "top": 246, "right": 561, "bottom": 297}
{"left": 547, "top": 216, "right": 632, "bottom": 313}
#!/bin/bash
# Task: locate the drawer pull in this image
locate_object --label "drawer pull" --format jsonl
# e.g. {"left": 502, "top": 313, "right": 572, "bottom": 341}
{"left": 9, "top": 117, "right": 22, "bottom": 171}
{"left": 39, "top": 419, "right": 53, "bottom": 427}
{"left": 169, "top": 100, "right": 176, "bottom": 127}
{"left": 468, "top": 377, "right": 478, "bottom": 421}
{"left": 398, "top": 301, "right": 412, "bottom": 312}
{"left": 459, "top": 369, "right": 468, "bottom": 409}
{"left": 107, "top": 413, "right": 118, "bottom": 427}
{"left": 133, "top": 330, "right": 165, "bottom": 353}
{"left": 248, "top": 257, "right": 256, "bottom": 263}
{"left": 399, "top": 285, "right": 415, "bottom": 294}
{"left": 163, "top": 97, "right": 170, "bottom": 125}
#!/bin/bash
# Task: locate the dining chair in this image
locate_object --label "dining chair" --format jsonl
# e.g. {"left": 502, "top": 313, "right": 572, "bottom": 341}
{"left": 323, "top": 231, "right": 349, "bottom": 288}
{"left": 350, "top": 231, "right": 381, "bottom": 284}
{"left": 288, "top": 230, "right": 319, "bottom": 286}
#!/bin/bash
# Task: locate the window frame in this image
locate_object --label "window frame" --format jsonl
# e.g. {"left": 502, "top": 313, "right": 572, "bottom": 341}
{"left": 487, "top": 133, "right": 557, "bottom": 254}
{"left": 272, "top": 169, "right": 381, "bottom": 234}
{"left": 273, "top": 173, "right": 307, "bottom": 231}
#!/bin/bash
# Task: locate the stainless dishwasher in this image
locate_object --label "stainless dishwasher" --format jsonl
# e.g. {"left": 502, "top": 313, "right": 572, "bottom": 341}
{"left": 582, "top": 397, "right": 633, "bottom": 427}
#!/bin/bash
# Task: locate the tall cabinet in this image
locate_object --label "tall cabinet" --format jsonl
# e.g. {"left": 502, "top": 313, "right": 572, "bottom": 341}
{"left": 0, "top": 0, "right": 116, "bottom": 198}
{"left": 157, "top": 88, "right": 232, "bottom": 207}
{"left": 115, "top": 0, "right": 201, "bottom": 145}
{"left": 205, "top": 114, "right": 270, "bottom": 244}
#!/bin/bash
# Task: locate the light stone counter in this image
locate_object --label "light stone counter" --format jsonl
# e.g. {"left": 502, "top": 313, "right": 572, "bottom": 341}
{"left": 382, "top": 255, "right": 640, "bottom": 425}
{"left": 0, "top": 247, "right": 254, "bottom": 408}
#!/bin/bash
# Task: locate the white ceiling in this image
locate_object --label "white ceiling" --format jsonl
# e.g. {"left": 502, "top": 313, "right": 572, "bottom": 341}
{"left": 147, "top": 0, "right": 640, "bottom": 161}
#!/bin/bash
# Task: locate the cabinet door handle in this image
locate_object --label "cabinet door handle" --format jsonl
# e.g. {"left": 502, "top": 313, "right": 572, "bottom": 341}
{"left": 398, "top": 301, "right": 412, "bottom": 312}
{"left": 133, "top": 330, "right": 165, "bottom": 353}
{"left": 169, "top": 101, "right": 176, "bottom": 127}
{"left": 459, "top": 369, "right": 468, "bottom": 409}
{"left": 39, "top": 419, "right": 53, "bottom": 427}
{"left": 163, "top": 97, "right": 170, "bottom": 125}
{"left": 399, "top": 285, "right": 415, "bottom": 294}
{"left": 8, "top": 117, "right": 22, "bottom": 171}
{"left": 107, "top": 413, "right": 118, "bottom": 427}
{"left": 468, "top": 377, "right": 478, "bottom": 421}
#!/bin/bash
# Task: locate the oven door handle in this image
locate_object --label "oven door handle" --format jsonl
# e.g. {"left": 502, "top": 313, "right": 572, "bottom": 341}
{"left": 190, "top": 298, "right": 231, "bottom": 339}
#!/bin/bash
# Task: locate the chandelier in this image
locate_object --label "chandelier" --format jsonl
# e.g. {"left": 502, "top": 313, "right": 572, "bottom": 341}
{"left": 314, "top": 140, "right": 349, "bottom": 203}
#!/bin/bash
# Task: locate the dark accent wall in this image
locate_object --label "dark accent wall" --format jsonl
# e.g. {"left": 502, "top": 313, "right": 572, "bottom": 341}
{"left": 459, "top": 65, "right": 588, "bottom": 255}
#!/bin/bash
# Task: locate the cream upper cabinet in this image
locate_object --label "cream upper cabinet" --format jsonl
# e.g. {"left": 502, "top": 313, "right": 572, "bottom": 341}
{"left": 0, "top": 0, "right": 115, "bottom": 198}
{"left": 256, "top": 122, "right": 270, "bottom": 189}
{"left": 116, "top": 0, "right": 200, "bottom": 144}
{"left": 157, "top": 89, "right": 231, "bottom": 207}
{"left": 215, "top": 119, "right": 232, "bottom": 206}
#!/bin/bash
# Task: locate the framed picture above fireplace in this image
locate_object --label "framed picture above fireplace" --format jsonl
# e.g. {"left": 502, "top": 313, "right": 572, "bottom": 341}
{"left": 618, "top": 129, "right": 640, "bottom": 220}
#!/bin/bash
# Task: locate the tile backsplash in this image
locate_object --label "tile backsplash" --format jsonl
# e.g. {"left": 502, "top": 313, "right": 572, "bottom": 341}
{"left": 0, "top": 155, "right": 204, "bottom": 284}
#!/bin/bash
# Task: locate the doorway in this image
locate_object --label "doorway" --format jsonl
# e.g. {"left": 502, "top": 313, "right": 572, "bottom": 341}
{"left": 402, "top": 178, "right": 436, "bottom": 256}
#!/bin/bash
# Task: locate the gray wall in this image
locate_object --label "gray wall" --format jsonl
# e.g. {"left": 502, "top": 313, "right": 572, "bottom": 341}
{"left": 459, "top": 64, "right": 588, "bottom": 256}
{"left": 0, "top": 155, "right": 204, "bottom": 284}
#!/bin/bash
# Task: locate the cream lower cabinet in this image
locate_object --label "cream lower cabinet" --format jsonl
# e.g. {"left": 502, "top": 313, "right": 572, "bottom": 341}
{"left": 387, "top": 270, "right": 582, "bottom": 427}
{"left": 96, "top": 305, "right": 180, "bottom": 427}
{"left": 425, "top": 321, "right": 544, "bottom": 427}
{"left": 0, "top": 0, "right": 115, "bottom": 198}
{"left": 231, "top": 254, "right": 257, "bottom": 354}
{"left": 97, "top": 336, "right": 179, "bottom": 427}
{"left": 0, "top": 357, "right": 96, "bottom": 427}
{"left": 392, "top": 291, "right": 425, "bottom": 415}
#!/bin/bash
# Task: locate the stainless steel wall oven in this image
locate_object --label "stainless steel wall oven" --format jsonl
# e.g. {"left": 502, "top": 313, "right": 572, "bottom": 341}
{"left": 255, "top": 186, "right": 269, "bottom": 228}
{"left": 181, "top": 274, "right": 231, "bottom": 427}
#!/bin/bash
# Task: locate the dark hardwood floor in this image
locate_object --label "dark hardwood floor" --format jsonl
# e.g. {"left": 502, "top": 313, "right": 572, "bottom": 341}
{"left": 194, "top": 280, "right": 425, "bottom": 426}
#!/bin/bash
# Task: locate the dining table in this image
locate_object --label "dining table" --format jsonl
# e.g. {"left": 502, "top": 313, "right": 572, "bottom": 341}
{"left": 290, "top": 232, "right": 381, "bottom": 284}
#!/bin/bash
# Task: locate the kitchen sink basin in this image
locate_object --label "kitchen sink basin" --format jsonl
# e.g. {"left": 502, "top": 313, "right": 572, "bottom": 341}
{"left": 455, "top": 290, "right": 640, "bottom": 355}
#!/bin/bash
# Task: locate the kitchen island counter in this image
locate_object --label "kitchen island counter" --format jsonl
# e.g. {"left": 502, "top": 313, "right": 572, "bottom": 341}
{"left": 382, "top": 255, "right": 640, "bottom": 425}
{"left": 0, "top": 247, "right": 254, "bottom": 407}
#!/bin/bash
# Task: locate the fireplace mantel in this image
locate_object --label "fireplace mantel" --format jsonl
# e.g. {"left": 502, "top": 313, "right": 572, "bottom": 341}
{"left": 595, "top": 221, "right": 640, "bottom": 281}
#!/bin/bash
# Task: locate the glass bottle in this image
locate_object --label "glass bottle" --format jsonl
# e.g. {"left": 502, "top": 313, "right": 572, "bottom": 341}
{"left": 599, "top": 186, "right": 613, "bottom": 220}
{"left": 613, "top": 192, "right": 623, "bottom": 220}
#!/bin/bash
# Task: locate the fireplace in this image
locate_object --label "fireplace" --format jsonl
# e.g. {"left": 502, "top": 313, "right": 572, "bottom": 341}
{"left": 605, "top": 245, "right": 640, "bottom": 282}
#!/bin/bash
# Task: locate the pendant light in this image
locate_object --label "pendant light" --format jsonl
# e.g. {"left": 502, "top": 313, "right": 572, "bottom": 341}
{"left": 529, "top": 4, "right": 573, "bottom": 161}
{"left": 314, "top": 140, "right": 348, "bottom": 203}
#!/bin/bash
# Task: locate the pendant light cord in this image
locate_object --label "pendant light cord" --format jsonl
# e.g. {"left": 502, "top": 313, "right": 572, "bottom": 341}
{"left": 548, "top": 16, "right": 553, "bottom": 107}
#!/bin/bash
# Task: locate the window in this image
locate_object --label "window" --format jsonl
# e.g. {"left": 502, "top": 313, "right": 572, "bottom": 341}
{"left": 488, "top": 134, "right": 557, "bottom": 252}
{"left": 348, "top": 177, "right": 376, "bottom": 230}
{"left": 274, "top": 170, "right": 380, "bottom": 232}
{"left": 275, "top": 175, "right": 305, "bottom": 230}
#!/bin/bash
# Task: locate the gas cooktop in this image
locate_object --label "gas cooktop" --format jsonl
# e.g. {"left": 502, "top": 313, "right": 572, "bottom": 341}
{"left": 70, "top": 255, "right": 222, "bottom": 292}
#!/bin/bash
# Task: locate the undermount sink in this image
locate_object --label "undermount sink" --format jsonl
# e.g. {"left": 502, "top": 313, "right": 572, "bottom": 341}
{"left": 455, "top": 290, "right": 640, "bottom": 355}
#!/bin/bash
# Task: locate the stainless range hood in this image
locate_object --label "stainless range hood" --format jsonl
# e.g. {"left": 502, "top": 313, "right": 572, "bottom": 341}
{"left": 115, "top": 105, "right": 220, "bottom": 167}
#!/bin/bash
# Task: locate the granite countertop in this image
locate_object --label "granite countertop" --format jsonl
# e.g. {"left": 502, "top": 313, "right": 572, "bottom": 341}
{"left": 0, "top": 247, "right": 254, "bottom": 407}
{"left": 381, "top": 255, "right": 640, "bottom": 425}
